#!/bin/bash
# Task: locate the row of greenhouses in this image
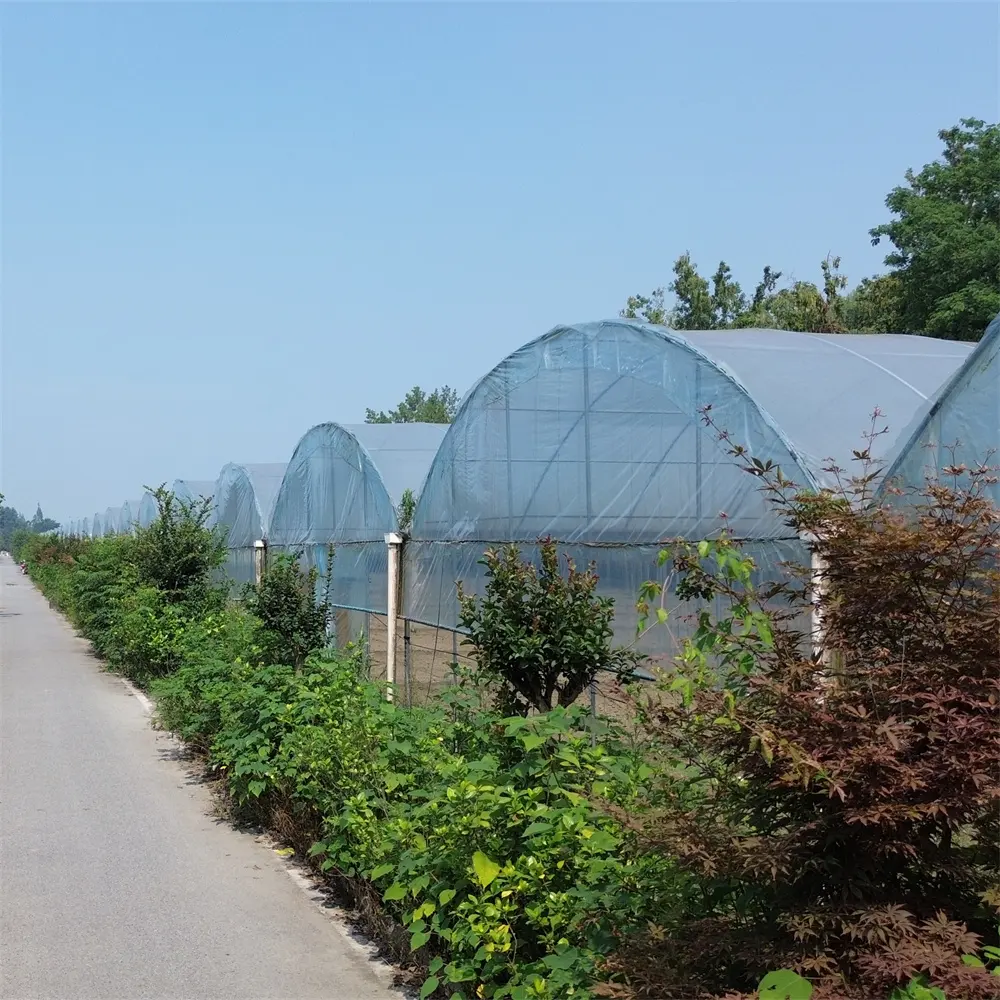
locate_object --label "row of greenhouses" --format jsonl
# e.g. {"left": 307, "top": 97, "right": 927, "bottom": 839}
{"left": 63, "top": 315, "right": 1000, "bottom": 657}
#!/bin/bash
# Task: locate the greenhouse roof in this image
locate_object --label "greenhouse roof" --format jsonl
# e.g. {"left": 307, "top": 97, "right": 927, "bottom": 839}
{"left": 676, "top": 328, "right": 975, "bottom": 486}
{"left": 237, "top": 463, "right": 287, "bottom": 533}
{"left": 338, "top": 423, "right": 449, "bottom": 505}
{"left": 879, "top": 311, "right": 1000, "bottom": 492}
{"left": 172, "top": 480, "right": 218, "bottom": 503}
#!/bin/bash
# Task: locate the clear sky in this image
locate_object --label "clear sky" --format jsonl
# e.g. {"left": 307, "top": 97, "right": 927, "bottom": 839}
{"left": 1, "top": 2, "right": 997, "bottom": 521}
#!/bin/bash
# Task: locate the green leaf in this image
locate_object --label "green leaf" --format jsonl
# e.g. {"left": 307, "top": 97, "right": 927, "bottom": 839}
{"left": 521, "top": 734, "right": 546, "bottom": 751}
{"left": 370, "top": 863, "right": 394, "bottom": 880}
{"left": 438, "top": 888, "right": 457, "bottom": 906}
{"left": 420, "top": 976, "right": 440, "bottom": 999}
{"left": 542, "top": 947, "right": 581, "bottom": 970}
{"left": 410, "top": 929, "right": 431, "bottom": 951}
{"left": 472, "top": 851, "right": 500, "bottom": 888}
{"left": 758, "top": 970, "right": 813, "bottom": 1000}
{"left": 522, "top": 821, "right": 552, "bottom": 837}
{"left": 384, "top": 883, "right": 407, "bottom": 901}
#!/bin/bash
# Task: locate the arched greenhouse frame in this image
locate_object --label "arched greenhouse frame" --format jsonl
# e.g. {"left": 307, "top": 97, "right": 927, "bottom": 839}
{"left": 404, "top": 320, "right": 975, "bottom": 653}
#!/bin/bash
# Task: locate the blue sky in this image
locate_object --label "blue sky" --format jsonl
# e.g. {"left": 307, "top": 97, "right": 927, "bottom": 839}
{"left": 1, "top": 2, "right": 997, "bottom": 520}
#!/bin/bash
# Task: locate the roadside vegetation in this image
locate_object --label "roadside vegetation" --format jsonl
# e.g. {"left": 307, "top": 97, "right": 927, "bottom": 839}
{"left": 16, "top": 437, "right": 1000, "bottom": 1000}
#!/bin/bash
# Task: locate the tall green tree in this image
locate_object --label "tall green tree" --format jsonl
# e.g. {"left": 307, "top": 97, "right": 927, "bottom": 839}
{"left": 30, "top": 504, "right": 59, "bottom": 534}
{"left": 870, "top": 118, "right": 1000, "bottom": 340}
{"left": 623, "top": 254, "right": 850, "bottom": 332}
{"left": 365, "top": 385, "right": 459, "bottom": 424}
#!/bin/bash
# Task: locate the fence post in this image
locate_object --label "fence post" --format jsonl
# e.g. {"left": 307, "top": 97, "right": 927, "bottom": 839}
{"left": 403, "top": 619, "right": 412, "bottom": 707}
{"left": 385, "top": 532, "right": 403, "bottom": 702}
{"left": 253, "top": 539, "right": 267, "bottom": 588}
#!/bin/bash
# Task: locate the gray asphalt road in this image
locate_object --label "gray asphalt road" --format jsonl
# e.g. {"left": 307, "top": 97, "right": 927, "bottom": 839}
{"left": 0, "top": 558, "right": 400, "bottom": 1000}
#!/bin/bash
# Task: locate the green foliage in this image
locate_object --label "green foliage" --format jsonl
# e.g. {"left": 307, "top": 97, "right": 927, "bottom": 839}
{"left": 154, "top": 647, "right": 674, "bottom": 1000}
{"left": 366, "top": 386, "right": 460, "bottom": 424}
{"left": 622, "top": 254, "right": 851, "bottom": 333}
{"left": 757, "top": 970, "right": 813, "bottom": 1000}
{"left": 457, "top": 538, "right": 642, "bottom": 716}
{"left": 398, "top": 488, "right": 417, "bottom": 533}
{"left": 623, "top": 118, "right": 1000, "bottom": 339}
{"left": 0, "top": 499, "right": 58, "bottom": 552}
{"left": 130, "top": 486, "right": 226, "bottom": 606}
{"left": 871, "top": 118, "right": 1000, "bottom": 340}
{"left": 241, "top": 550, "right": 333, "bottom": 668}
{"left": 22, "top": 490, "right": 231, "bottom": 684}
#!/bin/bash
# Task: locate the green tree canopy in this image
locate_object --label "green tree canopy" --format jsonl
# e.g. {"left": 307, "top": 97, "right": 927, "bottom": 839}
{"left": 622, "top": 254, "right": 852, "bottom": 333}
{"left": 365, "top": 385, "right": 459, "bottom": 424}
{"left": 870, "top": 118, "right": 1000, "bottom": 340}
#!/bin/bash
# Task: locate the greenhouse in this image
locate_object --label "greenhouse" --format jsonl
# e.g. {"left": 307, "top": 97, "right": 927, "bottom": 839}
{"left": 404, "top": 320, "right": 975, "bottom": 651}
{"left": 91, "top": 512, "right": 105, "bottom": 538}
{"left": 137, "top": 492, "right": 159, "bottom": 529}
{"left": 120, "top": 500, "right": 142, "bottom": 535}
{"left": 268, "top": 422, "right": 447, "bottom": 636}
{"left": 104, "top": 507, "right": 123, "bottom": 536}
{"left": 171, "top": 479, "right": 218, "bottom": 524}
{"left": 214, "top": 462, "right": 288, "bottom": 584}
{"left": 880, "top": 312, "right": 1000, "bottom": 502}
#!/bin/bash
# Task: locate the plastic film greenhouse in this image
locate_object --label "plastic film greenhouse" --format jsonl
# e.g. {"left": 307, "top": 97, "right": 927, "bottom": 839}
{"left": 137, "top": 492, "right": 159, "bottom": 529}
{"left": 214, "top": 463, "right": 288, "bottom": 584}
{"left": 880, "top": 312, "right": 1000, "bottom": 502}
{"left": 404, "top": 320, "right": 975, "bottom": 653}
{"left": 268, "top": 422, "right": 447, "bottom": 641}
{"left": 172, "top": 479, "right": 217, "bottom": 508}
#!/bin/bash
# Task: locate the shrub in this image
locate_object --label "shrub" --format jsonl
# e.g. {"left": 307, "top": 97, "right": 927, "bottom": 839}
{"left": 457, "top": 538, "right": 643, "bottom": 715}
{"left": 602, "top": 460, "right": 1000, "bottom": 999}
{"left": 130, "top": 486, "right": 226, "bottom": 607}
{"left": 241, "top": 550, "right": 333, "bottom": 668}
{"left": 151, "top": 643, "right": 682, "bottom": 1000}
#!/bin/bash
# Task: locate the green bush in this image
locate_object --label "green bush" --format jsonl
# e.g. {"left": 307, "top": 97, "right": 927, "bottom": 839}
{"left": 151, "top": 647, "right": 681, "bottom": 1000}
{"left": 131, "top": 486, "right": 226, "bottom": 608}
{"left": 458, "top": 538, "right": 642, "bottom": 716}
{"left": 241, "top": 550, "right": 333, "bottom": 668}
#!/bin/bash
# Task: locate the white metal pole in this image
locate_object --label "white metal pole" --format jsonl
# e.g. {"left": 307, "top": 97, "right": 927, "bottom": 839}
{"left": 385, "top": 532, "right": 403, "bottom": 701}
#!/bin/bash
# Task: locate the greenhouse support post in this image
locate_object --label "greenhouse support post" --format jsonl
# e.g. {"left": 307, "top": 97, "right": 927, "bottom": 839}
{"left": 253, "top": 539, "right": 267, "bottom": 588}
{"left": 385, "top": 532, "right": 403, "bottom": 701}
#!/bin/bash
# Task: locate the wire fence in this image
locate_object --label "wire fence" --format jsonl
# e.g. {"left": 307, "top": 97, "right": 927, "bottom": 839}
{"left": 327, "top": 608, "right": 655, "bottom": 731}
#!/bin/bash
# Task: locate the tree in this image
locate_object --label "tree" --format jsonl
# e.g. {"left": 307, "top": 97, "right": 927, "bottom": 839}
{"left": 839, "top": 272, "right": 905, "bottom": 333}
{"left": 611, "top": 458, "right": 1000, "bottom": 999}
{"left": 623, "top": 255, "right": 850, "bottom": 332}
{"left": 870, "top": 118, "right": 1000, "bottom": 340}
{"left": 365, "top": 385, "right": 459, "bottom": 424}
{"left": 457, "top": 538, "right": 641, "bottom": 716}
{"left": 30, "top": 504, "right": 59, "bottom": 534}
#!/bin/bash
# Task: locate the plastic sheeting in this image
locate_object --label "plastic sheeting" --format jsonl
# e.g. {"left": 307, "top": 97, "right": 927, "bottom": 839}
{"left": 104, "top": 507, "right": 122, "bottom": 537}
{"left": 91, "top": 513, "right": 104, "bottom": 539}
{"left": 120, "top": 500, "right": 142, "bottom": 535}
{"left": 137, "top": 492, "right": 159, "bottom": 529}
{"left": 268, "top": 422, "right": 447, "bottom": 624}
{"left": 880, "top": 312, "right": 1000, "bottom": 503}
{"left": 404, "top": 320, "right": 974, "bottom": 649}
{"left": 171, "top": 479, "right": 218, "bottom": 526}
{"left": 215, "top": 462, "right": 288, "bottom": 584}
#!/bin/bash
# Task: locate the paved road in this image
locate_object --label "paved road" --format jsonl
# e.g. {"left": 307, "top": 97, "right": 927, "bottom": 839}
{"left": 0, "top": 558, "right": 399, "bottom": 1000}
